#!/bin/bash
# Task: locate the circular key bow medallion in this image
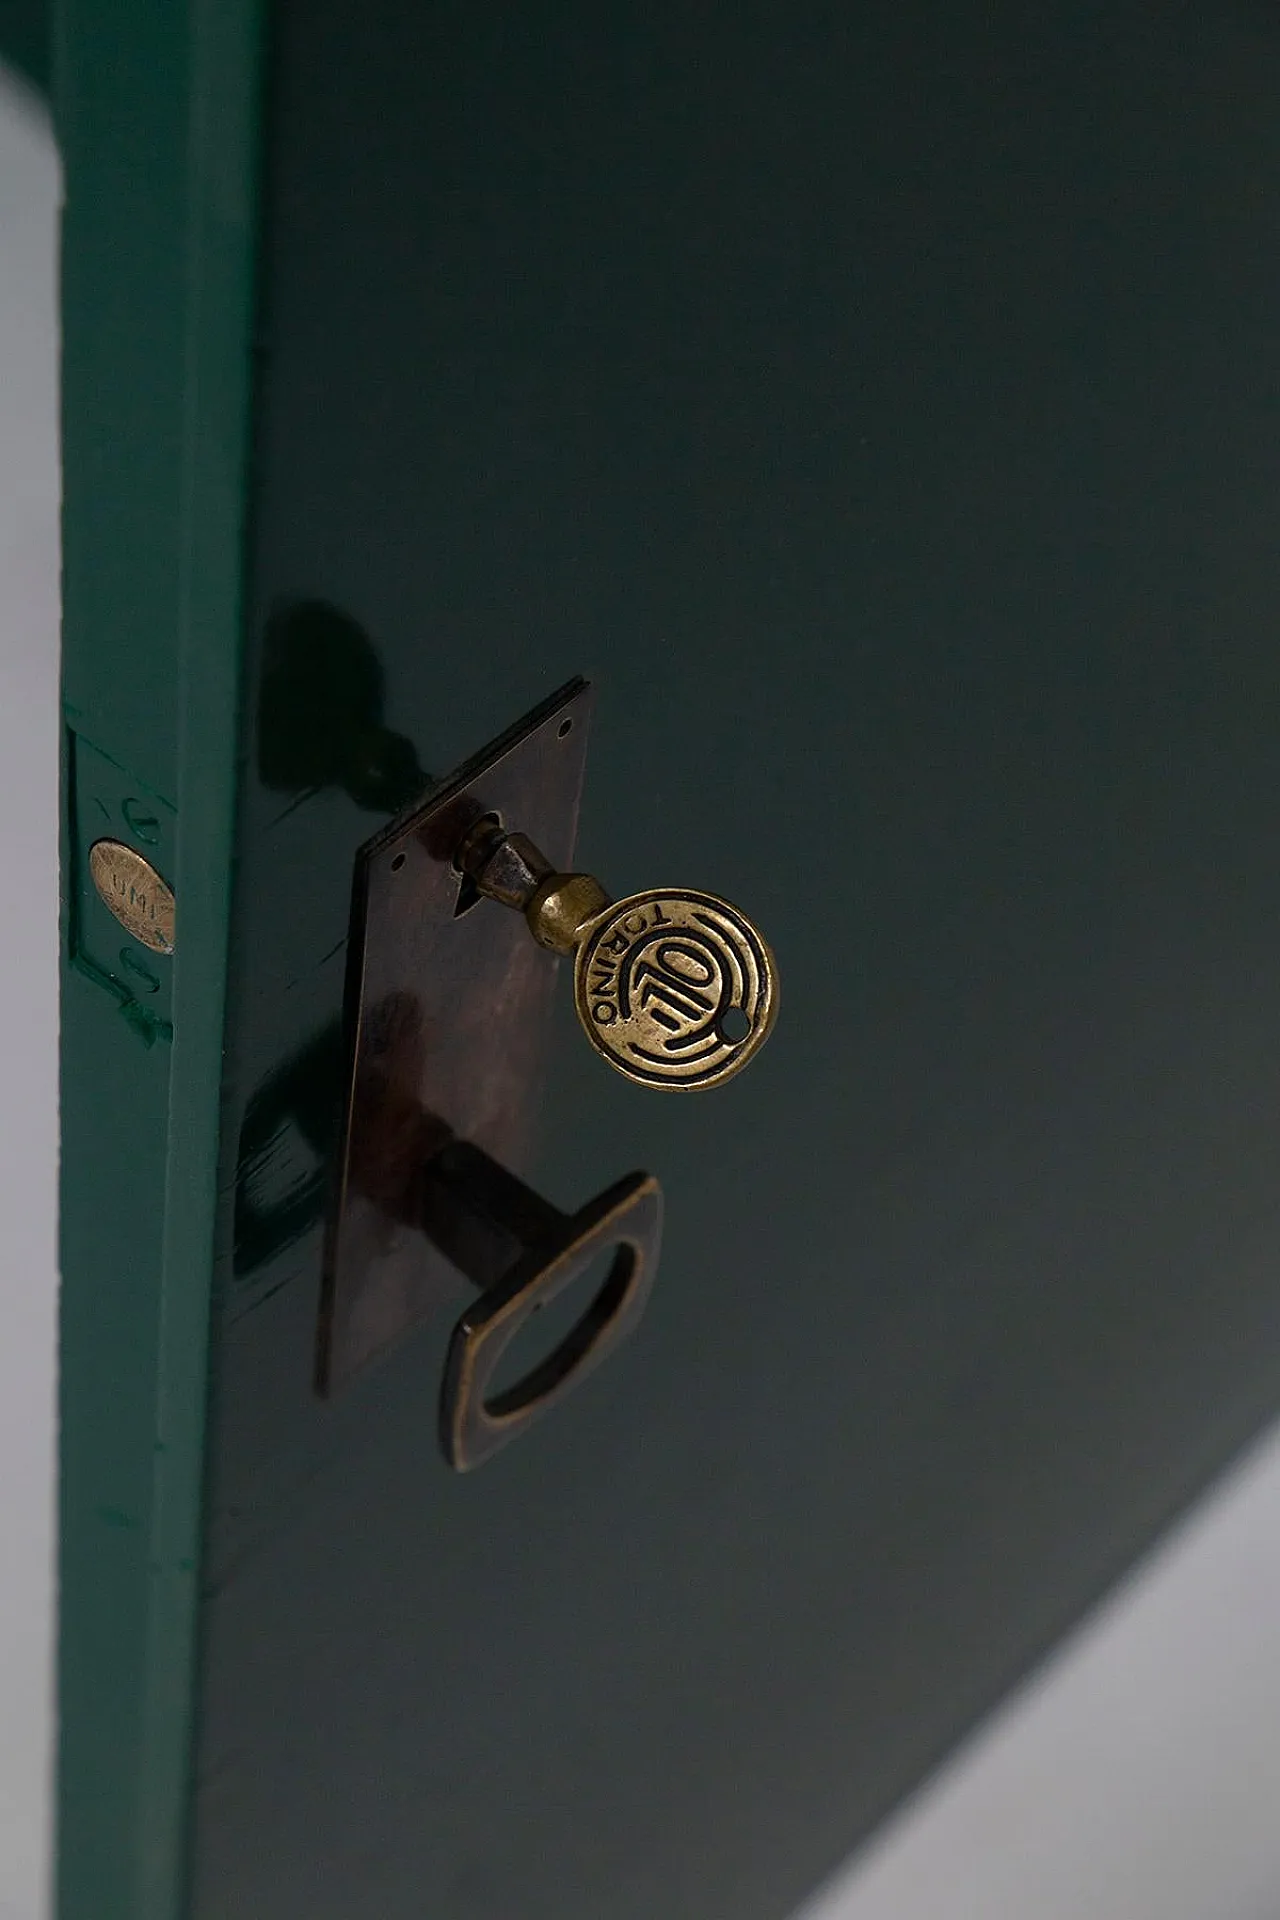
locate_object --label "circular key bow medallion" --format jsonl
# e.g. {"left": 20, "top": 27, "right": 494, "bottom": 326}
{"left": 573, "top": 889, "right": 778, "bottom": 1090}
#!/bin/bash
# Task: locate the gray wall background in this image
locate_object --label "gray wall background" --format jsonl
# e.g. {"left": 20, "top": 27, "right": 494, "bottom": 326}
{"left": 2, "top": 61, "right": 1279, "bottom": 1920}
{"left": 0, "top": 63, "right": 59, "bottom": 1920}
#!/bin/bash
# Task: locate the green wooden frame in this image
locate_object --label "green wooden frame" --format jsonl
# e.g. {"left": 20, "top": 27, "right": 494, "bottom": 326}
{"left": 55, "top": 4, "right": 264, "bottom": 1914}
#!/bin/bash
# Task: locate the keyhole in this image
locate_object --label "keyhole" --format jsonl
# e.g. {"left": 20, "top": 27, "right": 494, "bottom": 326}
{"left": 453, "top": 871, "right": 482, "bottom": 919}
{"left": 452, "top": 811, "right": 502, "bottom": 918}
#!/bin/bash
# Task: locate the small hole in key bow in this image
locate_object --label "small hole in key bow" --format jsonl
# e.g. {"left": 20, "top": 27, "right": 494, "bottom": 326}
{"left": 719, "top": 1006, "right": 752, "bottom": 1045}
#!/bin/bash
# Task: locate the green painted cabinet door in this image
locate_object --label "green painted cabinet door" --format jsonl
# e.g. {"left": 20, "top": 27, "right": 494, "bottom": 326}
{"left": 58, "top": 4, "right": 1280, "bottom": 1918}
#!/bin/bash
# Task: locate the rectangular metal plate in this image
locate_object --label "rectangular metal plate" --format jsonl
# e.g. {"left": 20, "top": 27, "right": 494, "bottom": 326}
{"left": 318, "top": 679, "right": 592, "bottom": 1391}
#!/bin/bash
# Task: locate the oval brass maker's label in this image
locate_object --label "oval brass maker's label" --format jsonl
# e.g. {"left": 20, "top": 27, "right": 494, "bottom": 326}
{"left": 573, "top": 888, "right": 778, "bottom": 1090}
{"left": 88, "top": 839, "right": 176, "bottom": 955}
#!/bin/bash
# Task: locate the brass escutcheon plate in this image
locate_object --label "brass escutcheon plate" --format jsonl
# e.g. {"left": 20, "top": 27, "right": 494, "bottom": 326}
{"left": 318, "top": 680, "right": 592, "bottom": 1392}
{"left": 88, "top": 839, "right": 176, "bottom": 954}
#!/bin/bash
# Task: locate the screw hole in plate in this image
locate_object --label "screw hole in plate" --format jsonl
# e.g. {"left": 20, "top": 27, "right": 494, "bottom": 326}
{"left": 391, "top": 852, "right": 407, "bottom": 872}
{"left": 558, "top": 717, "right": 574, "bottom": 738}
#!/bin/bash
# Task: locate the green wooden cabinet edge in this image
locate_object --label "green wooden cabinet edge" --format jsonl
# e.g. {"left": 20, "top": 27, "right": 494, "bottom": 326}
{"left": 55, "top": 3, "right": 265, "bottom": 1916}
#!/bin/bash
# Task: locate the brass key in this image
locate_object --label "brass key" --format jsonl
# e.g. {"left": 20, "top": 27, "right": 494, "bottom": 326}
{"left": 455, "top": 820, "right": 779, "bottom": 1091}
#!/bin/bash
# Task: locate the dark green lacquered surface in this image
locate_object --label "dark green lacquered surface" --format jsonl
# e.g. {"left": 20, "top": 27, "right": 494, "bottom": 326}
{"left": 185, "top": 5, "right": 1280, "bottom": 1918}
{"left": 56, "top": 3, "right": 263, "bottom": 1916}
{"left": 0, "top": 0, "right": 49, "bottom": 94}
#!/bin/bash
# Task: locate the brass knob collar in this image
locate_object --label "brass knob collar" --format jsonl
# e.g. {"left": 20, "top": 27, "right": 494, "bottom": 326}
{"left": 525, "top": 873, "right": 613, "bottom": 954}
